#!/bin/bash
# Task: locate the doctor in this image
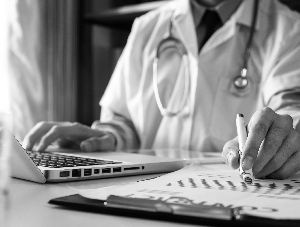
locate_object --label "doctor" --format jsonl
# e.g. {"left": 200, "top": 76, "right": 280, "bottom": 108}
{"left": 23, "top": 0, "right": 300, "bottom": 179}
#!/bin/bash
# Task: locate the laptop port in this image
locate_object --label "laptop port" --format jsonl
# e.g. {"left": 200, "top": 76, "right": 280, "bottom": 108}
{"left": 60, "top": 171, "right": 70, "bottom": 177}
{"left": 124, "top": 167, "right": 140, "bottom": 171}
{"left": 102, "top": 168, "right": 111, "bottom": 174}
{"left": 72, "top": 169, "right": 81, "bottom": 177}
{"left": 94, "top": 169, "right": 100, "bottom": 174}
{"left": 113, "top": 167, "right": 121, "bottom": 173}
{"left": 84, "top": 169, "right": 92, "bottom": 176}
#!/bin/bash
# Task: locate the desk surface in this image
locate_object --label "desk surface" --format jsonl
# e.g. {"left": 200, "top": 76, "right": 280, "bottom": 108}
{"left": 1, "top": 164, "right": 227, "bottom": 227}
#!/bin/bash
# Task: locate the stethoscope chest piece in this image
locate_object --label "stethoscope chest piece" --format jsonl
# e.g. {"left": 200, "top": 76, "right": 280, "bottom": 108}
{"left": 230, "top": 69, "right": 252, "bottom": 97}
{"left": 233, "top": 76, "right": 248, "bottom": 89}
{"left": 233, "top": 68, "right": 248, "bottom": 90}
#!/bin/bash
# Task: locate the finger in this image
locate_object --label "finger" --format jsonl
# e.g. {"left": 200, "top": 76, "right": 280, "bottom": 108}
{"left": 35, "top": 123, "right": 105, "bottom": 151}
{"left": 35, "top": 125, "right": 69, "bottom": 151}
{"left": 22, "top": 122, "right": 57, "bottom": 150}
{"left": 56, "top": 138, "right": 80, "bottom": 149}
{"left": 222, "top": 137, "right": 240, "bottom": 169}
{"left": 266, "top": 150, "right": 300, "bottom": 180}
{"left": 252, "top": 114, "right": 293, "bottom": 175}
{"left": 80, "top": 134, "right": 116, "bottom": 152}
{"left": 242, "top": 108, "right": 276, "bottom": 170}
{"left": 256, "top": 129, "right": 300, "bottom": 178}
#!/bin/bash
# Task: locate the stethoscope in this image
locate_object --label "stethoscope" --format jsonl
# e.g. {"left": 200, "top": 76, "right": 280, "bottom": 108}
{"left": 153, "top": 0, "right": 259, "bottom": 117}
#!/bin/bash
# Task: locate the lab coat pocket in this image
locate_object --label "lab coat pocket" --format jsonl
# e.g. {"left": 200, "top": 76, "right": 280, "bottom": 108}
{"left": 209, "top": 76, "right": 260, "bottom": 144}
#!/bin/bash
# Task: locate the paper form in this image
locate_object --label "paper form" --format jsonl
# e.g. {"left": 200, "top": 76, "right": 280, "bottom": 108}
{"left": 79, "top": 163, "right": 300, "bottom": 220}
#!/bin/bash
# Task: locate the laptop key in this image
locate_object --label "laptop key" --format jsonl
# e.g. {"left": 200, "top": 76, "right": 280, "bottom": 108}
{"left": 27, "top": 150, "right": 123, "bottom": 169}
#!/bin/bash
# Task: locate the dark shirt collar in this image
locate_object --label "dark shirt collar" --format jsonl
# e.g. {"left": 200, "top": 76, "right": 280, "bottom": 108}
{"left": 190, "top": 0, "right": 243, "bottom": 27}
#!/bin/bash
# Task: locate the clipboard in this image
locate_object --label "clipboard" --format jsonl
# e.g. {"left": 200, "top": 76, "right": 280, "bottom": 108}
{"left": 49, "top": 194, "right": 300, "bottom": 227}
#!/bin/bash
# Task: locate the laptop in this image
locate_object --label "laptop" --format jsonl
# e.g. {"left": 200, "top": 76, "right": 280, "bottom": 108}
{"left": 8, "top": 133, "right": 186, "bottom": 183}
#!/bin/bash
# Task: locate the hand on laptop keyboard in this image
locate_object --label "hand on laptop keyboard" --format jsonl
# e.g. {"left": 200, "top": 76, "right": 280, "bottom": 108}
{"left": 22, "top": 122, "right": 116, "bottom": 152}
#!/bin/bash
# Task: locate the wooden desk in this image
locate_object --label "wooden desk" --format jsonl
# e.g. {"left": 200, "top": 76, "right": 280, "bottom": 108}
{"left": 1, "top": 165, "right": 226, "bottom": 227}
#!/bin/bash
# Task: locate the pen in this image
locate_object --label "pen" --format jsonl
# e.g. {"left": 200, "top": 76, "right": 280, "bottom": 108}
{"left": 236, "top": 114, "right": 254, "bottom": 185}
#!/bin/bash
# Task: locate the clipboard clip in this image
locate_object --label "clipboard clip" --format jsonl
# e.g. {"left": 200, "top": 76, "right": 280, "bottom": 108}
{"left": 105, "top": 195, "right": 237, "bottom": 220}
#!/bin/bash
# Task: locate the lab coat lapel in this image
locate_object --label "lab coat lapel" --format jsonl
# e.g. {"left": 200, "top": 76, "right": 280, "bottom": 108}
{"left": 200, "top": 19, "right": 236, "bottom": 55}
{"left": 235, "top": 0, "right": 266, "bottom": 30}
{"left": 200, "top": 0, "right": 264, "bottom": 55}
{"left": 172, "top": 0, "right": 198, "bottom": 60}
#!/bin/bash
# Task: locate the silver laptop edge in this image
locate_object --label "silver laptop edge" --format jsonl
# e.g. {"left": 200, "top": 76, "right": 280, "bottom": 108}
{"left": 9, "top": 132, "right": 185, "bottom": 183}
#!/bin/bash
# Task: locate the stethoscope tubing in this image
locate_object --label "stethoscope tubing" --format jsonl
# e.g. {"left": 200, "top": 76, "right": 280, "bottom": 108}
{"left": 233, "top": 0, "right": 259, "bottom": 90}
{"left": 153, "top": 11, "right": 191, "bottom": 117}
{"left": 243, "top": 0, "right": 259, "bottom": 70}
{"left": 153, "top": 54, "right": 190, "bottom": 117}
{"left": 153, "top": 0, "right": 259, "bottom": 116}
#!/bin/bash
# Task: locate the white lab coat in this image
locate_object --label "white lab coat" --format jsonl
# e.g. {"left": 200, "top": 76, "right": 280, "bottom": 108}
{"left": 99, "top": 0, "right": 300, "bottom": 153}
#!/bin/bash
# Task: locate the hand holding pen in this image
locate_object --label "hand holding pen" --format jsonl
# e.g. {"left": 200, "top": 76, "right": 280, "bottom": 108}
{"left": 222, "top": 107, "right": 300, "bottom": 180}
{"left": 236, "top": 114, "right": 254, "bottom": 184}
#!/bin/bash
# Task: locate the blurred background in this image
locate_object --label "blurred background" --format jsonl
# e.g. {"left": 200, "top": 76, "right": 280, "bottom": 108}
{"left": 6, "top": 0, "right": 165, "bottom": 141}
{"left": 3, "top": 0, "right": 300, "bottom": 142}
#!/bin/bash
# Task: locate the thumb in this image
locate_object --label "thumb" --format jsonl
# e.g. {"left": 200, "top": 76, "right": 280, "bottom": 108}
{"left": 80, "top": 134, "right": 115, "bottom": 152}
{"left": 222, "top": 137, "right": 240, "bottom": 169}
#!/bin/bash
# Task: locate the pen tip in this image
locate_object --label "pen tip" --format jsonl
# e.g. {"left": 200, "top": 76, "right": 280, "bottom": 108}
{"left": 237, "top": 113, "right": 244, "bottom": 117}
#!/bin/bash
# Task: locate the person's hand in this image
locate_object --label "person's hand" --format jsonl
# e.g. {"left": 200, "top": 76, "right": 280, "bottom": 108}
{"left": 22, "top": 121, "right": 116, "bottom": 152}
{"left": 222, "top": 107, "right": 300, "bottom": 179}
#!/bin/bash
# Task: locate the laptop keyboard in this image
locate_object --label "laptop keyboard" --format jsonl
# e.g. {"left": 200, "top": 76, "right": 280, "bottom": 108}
{"left": 26, "top": 151, "right": 122, "bottom": 168}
